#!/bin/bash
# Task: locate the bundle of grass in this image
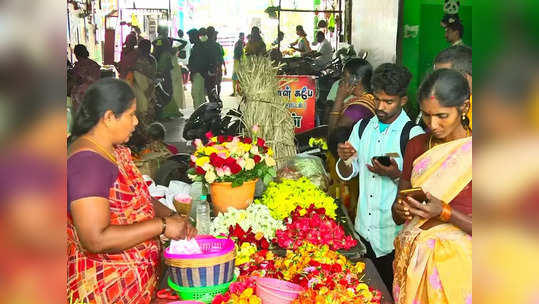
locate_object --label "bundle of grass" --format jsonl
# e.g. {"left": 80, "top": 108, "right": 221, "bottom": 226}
{"left": 238, "top": 56, "right": 296, "bottom": 168}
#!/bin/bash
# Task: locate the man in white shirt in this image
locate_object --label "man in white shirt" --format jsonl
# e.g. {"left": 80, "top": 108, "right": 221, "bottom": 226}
{"left": 336, "top": 63, "right": 424, "bottom": 292}
{"left": 313, "top": 31, "right": 333, "bottom": 69}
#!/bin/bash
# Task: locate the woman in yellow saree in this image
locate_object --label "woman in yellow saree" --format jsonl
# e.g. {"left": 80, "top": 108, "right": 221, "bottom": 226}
{"left": 391, "top": 69, "right": 472, "bottom": 304}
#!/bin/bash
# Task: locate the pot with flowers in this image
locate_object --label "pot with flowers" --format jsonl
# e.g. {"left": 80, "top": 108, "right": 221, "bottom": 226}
{"left": 188, "top": 127, "right": 277, "bottom": 215}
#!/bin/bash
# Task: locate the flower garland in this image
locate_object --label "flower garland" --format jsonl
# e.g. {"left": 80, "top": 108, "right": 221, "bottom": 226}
{"left": 210, "top": 204, "right": 284, "bottom": 241}
{"left": 256, "top": 177, "right": 337, "bottom": 220}
{"left": 275, "top": 205, "right": 357, "bottom": 251}
{"left": 292, "top": 284, "right": 382, "bottom": 304}
{"left": 309, "top": 137, "right": 328, "bottom": 150}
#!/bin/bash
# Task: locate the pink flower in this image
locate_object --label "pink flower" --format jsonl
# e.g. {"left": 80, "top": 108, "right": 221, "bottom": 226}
{"left": 252, "top": 124, "right": 260, "bottom": 134}
{"left": 194, "top": 138, "right": 203, "bottom": 148}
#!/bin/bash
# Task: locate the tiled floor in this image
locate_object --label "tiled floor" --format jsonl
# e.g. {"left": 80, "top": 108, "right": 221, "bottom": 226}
{"left": 162, "top": 80, "right": 241, "bottom": 153}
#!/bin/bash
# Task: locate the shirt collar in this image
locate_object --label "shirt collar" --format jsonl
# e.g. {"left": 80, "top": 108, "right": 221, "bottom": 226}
{"left": 371, "top": 110, "right": 410, "bottom": 132}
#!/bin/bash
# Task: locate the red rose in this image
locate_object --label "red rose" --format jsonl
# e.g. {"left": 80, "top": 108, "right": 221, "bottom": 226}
{"left": 226, "top": 136, "right": 233, "bottom": 142}
{"left": 256, "top": 137, "right": 265, "bottom": 147}
{"left": 225, "top": 157, "right": 237, "bottom": 167}
{"left": 195, "top": 166, "right": 206, "bottom": 175}
{"left": 205, "top": 131, "right": 214, "bottom": 139}
{"left": 217, "top": 135, "right": 225, "bottom": 143}
{"left": 189, "top": 161, "right": 195, "bottom": 168}
{"left": 253, "top": 155, "right": 262, "bottom": 163}
{"left": 260, "top": 238, "right": 270, "bottom": 249}
{"left": 210, "top": 153, "right": 226, "bottom": 168}
{"left": 243, "top": 137, "right": 253, "bottom": 144}
{"left": 332, "top": 264, "right": 342, "bottom": 273}
{"left": 230, "top": 163, "right": 242, "bottom": 174}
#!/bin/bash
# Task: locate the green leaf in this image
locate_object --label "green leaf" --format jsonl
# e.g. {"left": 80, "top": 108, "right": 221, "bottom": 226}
{"left": 232, "top": 179, "right": 244, "bottom": 187}
{"left": 263, "top": 174, "right": 273, "bottom": 185}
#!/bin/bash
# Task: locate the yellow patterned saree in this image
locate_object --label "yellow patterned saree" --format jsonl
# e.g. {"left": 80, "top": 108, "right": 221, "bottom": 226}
{"left": 393, "top": 137, "right": 472, "bottom": 304}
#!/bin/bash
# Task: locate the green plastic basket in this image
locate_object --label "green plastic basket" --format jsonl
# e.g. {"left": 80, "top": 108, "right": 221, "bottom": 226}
{"left": 168, "top": 275, "right": 237, "bottom": 304}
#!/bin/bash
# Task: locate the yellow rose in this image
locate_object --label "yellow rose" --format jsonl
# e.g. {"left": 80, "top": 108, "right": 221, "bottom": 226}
{"left": 205, "top": 170, "right": 217, "bottom": 184}
{"left": 242, "top": 143, "right": 252, "bottom": 152}
{"left": 267, "top": 148, "right": 274, "bottom": 156}
{"left": 195, "top": 156, "right": 209, "bottom": 167}
{"left": 265, "top": 156, "right": 276, "bottom": 167}
{"left": 245, "top": 158, "right": 256, "bottom": 170}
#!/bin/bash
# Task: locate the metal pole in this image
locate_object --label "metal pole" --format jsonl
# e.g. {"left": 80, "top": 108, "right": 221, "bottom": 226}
{"left": 278, "top": 0, "right": 281, "bottom": 51}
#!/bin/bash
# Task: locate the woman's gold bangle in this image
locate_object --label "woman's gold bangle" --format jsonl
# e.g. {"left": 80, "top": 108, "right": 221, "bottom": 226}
{"left": 329, "top": 111, "right": 340, "bottom": 115}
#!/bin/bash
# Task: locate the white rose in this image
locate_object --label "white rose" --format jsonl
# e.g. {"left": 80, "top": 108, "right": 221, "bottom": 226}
{"left": 245, "top": 158, "right": 256, "bottom": 170}
{"left": 205, "top": 170, "right": 217, "bottom": 184}
{"left": 265, "top": 156, "right": 276, "bottom": 167}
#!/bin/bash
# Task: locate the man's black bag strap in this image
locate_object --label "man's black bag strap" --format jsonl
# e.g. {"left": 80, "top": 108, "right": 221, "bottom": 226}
{"left": 399, "top": 121, "right": 415, "bottom": 156}
{"left": 357, "top": 118, "right": 416, "bottom": 156}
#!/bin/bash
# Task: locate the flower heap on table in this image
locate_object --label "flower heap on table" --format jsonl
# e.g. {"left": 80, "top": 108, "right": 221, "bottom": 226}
{"left": 212, "top": 276, "right": 261, "bottom": 304}
{"left": 187, "top": 130, "right": 277, "bottom": 187}
{"left": 256, "top": 177, "right": 337, "bottom": 220}
{"left": 228, "top": 242, "right": 382, "bottom": 304}
{"left": 275, "top": 204, "right": 357, "bottom": 251}
{"left": 210, "top": 204, "right": 284, "bottom": 265}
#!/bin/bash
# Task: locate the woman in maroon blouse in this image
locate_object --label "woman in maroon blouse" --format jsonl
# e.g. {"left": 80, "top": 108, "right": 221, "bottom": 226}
{"left": 391, "top": 69, "right": 472, "bottom": 304}
{"left": 67, "top": 78, "right": 196, "bottom": 303}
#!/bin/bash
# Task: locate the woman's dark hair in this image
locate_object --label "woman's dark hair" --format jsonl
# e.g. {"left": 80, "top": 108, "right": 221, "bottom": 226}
{"left": 251, "top": 26, "right": 262, "bottom": 41}
{"left": 138, "top": 39, "right": 152, "bottom": 54}
{"left": 71, "top": 78, "right": 135, "bottom": 138}
{"left": 147, "top": 122, "right": 166, "bottom": 141}
{"left": 74, "top": 44, "right": 89, "bottom": 58}
{"left": 343, "top": 58, "right": 373, "bottom": 92}
{"left": 371, "top": 63, "right": 412, "bottom": 97}
{"left": 296, "top": 25, "right": 306, "bottom": 36}
{"left": 418, "top": 68, "right": 470, "bottom": 108}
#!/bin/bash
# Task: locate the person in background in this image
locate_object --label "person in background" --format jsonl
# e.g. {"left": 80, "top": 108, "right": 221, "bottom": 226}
{"left": 444, "top": 21, "right": 464, "bottom": 46}
{"left": 146, "top": 122, "right": 179, "bottom": 155}
{"left": 328, "top": 58, "right": 375, "bottom": 134}
{"left": 271, "top": 31, "right": 285, "bottom": 48}
{"left": 131, "top": 39, "right": 157, "bottom": 122}
{"left": 174, "top": 29, "right": 191, "bottom": 85}
{"left": 290, "top": 25, "right": 312, "bottom": 56}
{"left": 231, "top": 32, "right": 245, "bottom": 96}
{"left": 336, "top": 63, "right": 425, "bottom": 292}
{"left": 245, "top": 26, "right": 266, "bottom": 56}
{"left": 188, "top": 27, "right": 216, "bottom": 107}
{"left": 312, "top": 31, "right": 333, "bottom": 69}
{"left": 207, "top": 26, "right": 227, "bottom": 96}
{"left": 392, "top": 69, "right": 472, "bottom": 304}
{"left": 327, "top": 58, "right": 375, "bottom": 223}
{"left": 434, "top": 45, "right": 472, "bottom": 129}
{"left": 154, "top": 25, "right": 185, "bottom": 119}
{"left": 67, "top": 78, "right": 196, "bottom": 303}
{"left": 70, "top": 44, "right": 101, "bottom": 113}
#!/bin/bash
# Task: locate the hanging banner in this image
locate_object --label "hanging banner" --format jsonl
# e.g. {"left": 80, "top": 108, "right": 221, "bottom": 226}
{"left": 277, "top": 75, "right": 317, "bottom": 133}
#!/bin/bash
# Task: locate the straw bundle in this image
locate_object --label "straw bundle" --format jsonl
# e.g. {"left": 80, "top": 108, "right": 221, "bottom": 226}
{"left": 238, "top": 56, "right": 296, "bottom": 169}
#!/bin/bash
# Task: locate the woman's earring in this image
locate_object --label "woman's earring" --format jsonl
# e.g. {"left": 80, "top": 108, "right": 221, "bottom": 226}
{"left": 461, "top": 113, "right": 470, "bottom": 128}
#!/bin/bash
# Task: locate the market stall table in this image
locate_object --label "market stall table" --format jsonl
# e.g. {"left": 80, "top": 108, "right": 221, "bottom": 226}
{"left": 151, "top": 257, "right": 393, "bottom": 304}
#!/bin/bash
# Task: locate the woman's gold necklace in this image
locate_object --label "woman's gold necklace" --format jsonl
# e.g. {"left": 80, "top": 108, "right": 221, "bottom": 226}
{"left": 429, "top": 128, "right": 471, "bottom": 149}
{"left": 82, "top": 136, "right": 117, "bottom": 164}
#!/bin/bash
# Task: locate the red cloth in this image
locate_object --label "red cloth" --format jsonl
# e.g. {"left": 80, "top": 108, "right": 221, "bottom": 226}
{"left": 402, "top": 134, "right": 472, "bottom": 216}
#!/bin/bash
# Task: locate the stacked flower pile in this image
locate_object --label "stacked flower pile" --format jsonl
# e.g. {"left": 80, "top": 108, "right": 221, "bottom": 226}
{"left": 212, "top": 276, "right": 262, "bottom": 304}
{"left": 257, "top": 177, "right": 337, "bottom": 220}
{"left": 237, "top": 249, "right": 278, "bottom": 277}
{"left": 292, "top": 284, "right": 382, "bottom": 304}
{"left": 275, "top": 205, "right": 357, "bottom": 251}
{"left": 188, "top": 131, "right": 276, "bottom": 186}
{"left": 276, "top": 243, "right": 381, "bottom": 304}
{"left": 210, "top": 204, "right": 284, "bottom": 241}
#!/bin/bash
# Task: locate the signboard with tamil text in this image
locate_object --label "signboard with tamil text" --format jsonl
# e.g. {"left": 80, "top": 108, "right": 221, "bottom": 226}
{"left": 277, "top": 75, "right": 316, "bottom": 133}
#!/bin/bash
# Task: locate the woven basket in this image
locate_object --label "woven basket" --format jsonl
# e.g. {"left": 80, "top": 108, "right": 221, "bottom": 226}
{"left": 164, "top": 237, "right": 236, "bottom": 287}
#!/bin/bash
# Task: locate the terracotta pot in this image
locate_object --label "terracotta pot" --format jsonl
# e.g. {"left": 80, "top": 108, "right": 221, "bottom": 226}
{"left": 209, "top": 179, "right": 258, "bottom": 215}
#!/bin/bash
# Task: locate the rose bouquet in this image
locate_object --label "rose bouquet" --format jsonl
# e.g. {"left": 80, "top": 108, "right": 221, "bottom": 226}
{"left": 256, "top": 177, "right": 337, "bottom": 220}
{"left": 275, "top": 205, "right": 357, "bottom": 251}
{"left": 210, "top": 204, "right": 284, "bottom": 241}
{"left": 188, "top": 131, "right": 277, "bottom": 187}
